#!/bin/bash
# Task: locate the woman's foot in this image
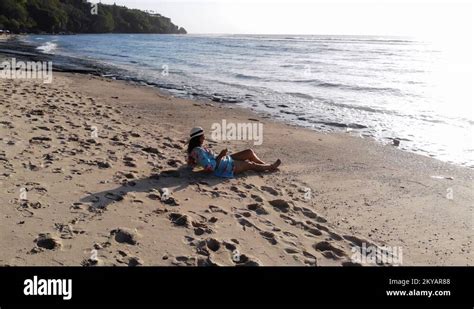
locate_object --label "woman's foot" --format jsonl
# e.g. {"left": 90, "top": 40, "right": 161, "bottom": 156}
{"left": 270, "top": 159, "right": 281, "bottom": 171}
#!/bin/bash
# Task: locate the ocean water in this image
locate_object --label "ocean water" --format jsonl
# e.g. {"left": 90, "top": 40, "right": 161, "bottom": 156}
{"left": 24, "top": 34, "right": 474, "bottom": 167}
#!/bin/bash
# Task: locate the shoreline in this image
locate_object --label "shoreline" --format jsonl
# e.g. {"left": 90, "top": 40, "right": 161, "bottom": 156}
{"left": 2, "top": 35, "right": 473, "bottom": 169}
{"left": 3, "top": 34, "right": 473, "bottom": 169}
{"left": 0, "top": 71, "right": 473, "bottom": 266}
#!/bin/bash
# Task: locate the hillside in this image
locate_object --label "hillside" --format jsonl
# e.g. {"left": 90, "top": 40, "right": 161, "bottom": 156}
{"left": 0, "top": 0, "right": 187, "bottom": 34}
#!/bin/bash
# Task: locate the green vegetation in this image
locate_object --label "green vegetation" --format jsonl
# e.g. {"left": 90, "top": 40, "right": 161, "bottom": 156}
{"left": 0, "top": 0, "right": 186, "bottom": 34}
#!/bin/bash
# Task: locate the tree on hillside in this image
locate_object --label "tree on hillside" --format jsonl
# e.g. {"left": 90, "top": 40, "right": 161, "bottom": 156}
{"left": 0, "top": 0, "right": 187, "bottom": 34}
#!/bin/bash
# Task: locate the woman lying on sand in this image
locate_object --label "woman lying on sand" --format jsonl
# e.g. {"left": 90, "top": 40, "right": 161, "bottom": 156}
{"left": 187, "top": 127, "right": 281, "bottom": 178}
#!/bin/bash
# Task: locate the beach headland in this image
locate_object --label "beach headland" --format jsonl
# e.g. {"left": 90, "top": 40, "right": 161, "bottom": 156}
{"left": 0, "top": 46, "right": 473, "bottom": 266}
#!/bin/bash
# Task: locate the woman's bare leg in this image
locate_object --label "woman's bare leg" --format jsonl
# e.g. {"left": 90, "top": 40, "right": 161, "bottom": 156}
{"left": 233, "top": 159, "right": 281, "bottom": 174}
{"left": 231, "top": 149, "right": 265, "bottom": 164}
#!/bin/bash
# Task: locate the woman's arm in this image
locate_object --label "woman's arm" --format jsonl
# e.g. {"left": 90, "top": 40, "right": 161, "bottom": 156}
{"left": 215, "top": 148, "right": 228, "bottom": 168}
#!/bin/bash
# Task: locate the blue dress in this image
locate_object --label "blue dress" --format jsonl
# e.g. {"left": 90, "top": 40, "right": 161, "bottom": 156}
{"left": 189, "top": 147, "right": 234, "bottom": 178}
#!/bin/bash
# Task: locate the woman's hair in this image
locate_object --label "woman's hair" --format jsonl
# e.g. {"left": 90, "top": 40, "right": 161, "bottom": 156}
{"left": 187, "top": 135, "right": 203, "bottom": 154}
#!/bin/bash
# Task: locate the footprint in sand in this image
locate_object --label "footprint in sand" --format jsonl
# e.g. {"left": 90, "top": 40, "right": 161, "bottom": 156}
{"left": 302, "top": 251, "right": 318, "bottom": 266}
{"left": 191, "top": 220, "right": 213, "bottom": 234}
{"left": 208, "top": 217, "right": 218, "bottom": 224}
{"left": 197, "top": 257, "right": 219, "bottom": 266}
{"left": 115, "top": 250, "right": 144, "bottom": 266}
{"left": 268, "top": 199, "right": 291, "bottom": 213}
{"left": 260, "top": 231, "right": 278, "bottom": 245}
{"left": 306, "top": 227, "right": 323, "bottom": 237}
{"left": 284, "top": 247, "right": 300, "bottom": 254}
{"left": 308, "top": 222, "right": 342, "bottom": 240}
{"left": 261, "top": 185, "right": 279, "bottom": 196}
{"left": 230, "top": 186, "right": 247, "bottom": 198}
{"left": 313, "top": 241, "right": 346, "bottom": 259}
{"left": 247, "top": 203, "right": 269, "bottom": 215}
{"left": 220, "top": 241, "right": 261, "bottom": 266}
{"left": 205, "top": 238, "right": 221, "bottom": 252}
{"left": 251, "top": 194, "right": 264, "bottom": 202}
{"left": 162, "top": 196, "right": 179, "bottom": 206}
{"left": 208, "top": 205, "right": 228, "bottom": 215}
{"left": 168, "top": 213, "right": 191, "bottom": 227}
{"left": 280, "top": 213, "right": 326, "bottom": 237}
{"left": 172, "top": 256, "right": 197, "bottom": 266}
{"left": 34, "top": 233, "right": 62, "bottom": 251}
{"left": 343, "top": 235, "right": 368, "bottom": 247}
{"left": 241, "top": 211, "right": 252, "bottom": 218}
{"left": 193, "top": 227, "right": 206, "bottom": 236}
{"left": 236, "top": 217, "right": 260, "bottom": 231}
{"left": 123, "top": 155, "right": 137, "bottom": 167}
{"left": 294, "top": 205, "right": 327, "bottom": 223}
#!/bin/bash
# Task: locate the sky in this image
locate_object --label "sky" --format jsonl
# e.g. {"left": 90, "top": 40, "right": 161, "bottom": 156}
{"left": 95, "top": 0, "right": 473, "bottom": 119}
{"left": 96, "top": 0, "right": 473, "bottom": 38}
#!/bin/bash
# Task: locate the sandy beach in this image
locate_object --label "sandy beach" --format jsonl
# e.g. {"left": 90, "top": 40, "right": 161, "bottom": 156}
{"left": 0, "top": 72, "right": 472, "bottom": 266}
